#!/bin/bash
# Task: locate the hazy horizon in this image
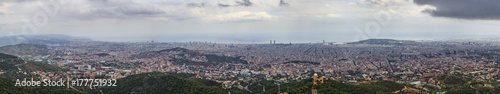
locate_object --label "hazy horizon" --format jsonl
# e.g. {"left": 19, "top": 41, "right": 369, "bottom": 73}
{"left": 1, "top": 0, "right": 500, "bottom": 43}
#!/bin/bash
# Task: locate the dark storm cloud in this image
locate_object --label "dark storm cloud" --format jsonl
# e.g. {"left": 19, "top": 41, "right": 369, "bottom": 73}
{"left": 279, "top": 0, "right": 289, "bottom": 6}
{"left": 414, "top": 0, "right": 500, "bottom": 20}
{"left": 236, "top": 0, "right": 253, "bottom": 7}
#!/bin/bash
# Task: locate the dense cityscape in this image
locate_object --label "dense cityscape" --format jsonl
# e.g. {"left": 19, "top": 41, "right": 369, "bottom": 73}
{"left": 2, "top": 36, "right": 500, "bottom": 93}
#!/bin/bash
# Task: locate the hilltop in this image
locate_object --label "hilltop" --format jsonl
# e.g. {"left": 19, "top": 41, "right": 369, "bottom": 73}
{"left": 348, "top": 39, "right": 421, "bottom": 45}
{"left": 133, "top": 47, "right": 248, "bottom": 66}
{"left": 0, "top": 44, "right": 49, "bottom": 56}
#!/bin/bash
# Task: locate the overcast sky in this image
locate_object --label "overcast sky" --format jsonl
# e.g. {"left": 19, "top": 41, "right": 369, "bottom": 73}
{"left": 0, "top": 0, "right": 499, "bottom": 43}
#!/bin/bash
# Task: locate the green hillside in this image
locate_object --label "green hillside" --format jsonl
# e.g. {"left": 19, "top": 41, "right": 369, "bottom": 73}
{"left": 258, "top": 79, "right": 405, "bottom": 94}
{"left": 0, "top": 53, "right": 18, "bottom": 59}
{"left": 0, "top": 53, "right": 21, "bottom": 71}
{"left": 0, "top": 53, "right": 63, "bottom": 79}
{"left": 92, "top": 72, "right": 245, "bottom": 94}
{"left": 429, "top": 74, "right": 500, "bottom": 94}
{"left": 91, "top": 72, "right": 411, "bottom": 94}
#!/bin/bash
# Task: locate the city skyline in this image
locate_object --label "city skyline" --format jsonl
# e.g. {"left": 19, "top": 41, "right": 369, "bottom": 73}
{"left": 0, "top": 0, "right": 499, "bottom": 43}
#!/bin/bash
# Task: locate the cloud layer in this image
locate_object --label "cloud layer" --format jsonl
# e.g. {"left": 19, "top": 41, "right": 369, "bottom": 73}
{"left": 414, "top": 0, "right": 500, "bottom": 20}
{"left": 1, "top": 0, "right": 500, "bottom": 43}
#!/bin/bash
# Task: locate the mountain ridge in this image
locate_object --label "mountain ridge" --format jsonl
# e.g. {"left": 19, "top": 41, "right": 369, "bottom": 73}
{"left": 348, "top": 39, "right": 421, "bottom": 45}
{"left": 0, "top": 34, "right": 90, "bottom": 47}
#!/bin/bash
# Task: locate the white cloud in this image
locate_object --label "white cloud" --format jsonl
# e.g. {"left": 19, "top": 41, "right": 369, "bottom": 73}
{"left": 0, "top": 2, "right": 14, "bottom": 14}
{"left": 326, "top": 13, "right": 342, "bottom": 18}
{"left": 209, "top": 11, "right": 274, "bottom": 22}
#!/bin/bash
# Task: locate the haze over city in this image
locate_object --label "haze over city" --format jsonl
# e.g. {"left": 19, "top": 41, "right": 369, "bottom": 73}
{"left": 1, "top": 0, "right": 500, "bottom": 43}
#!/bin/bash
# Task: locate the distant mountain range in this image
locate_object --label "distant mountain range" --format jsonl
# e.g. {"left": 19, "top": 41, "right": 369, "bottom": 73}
{"left": 0, "top": 34, "right": 90, "bottom": 47}
{"left": 0, "top": 44, "right": 49, "bottom": 57}
{"left": 348, "top": 39, "right": 421, "bottom": 45}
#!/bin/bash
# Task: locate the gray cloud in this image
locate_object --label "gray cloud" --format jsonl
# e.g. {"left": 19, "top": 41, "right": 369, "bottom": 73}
{"left": 218, "top": 3, "right": 231, "bottom": 7}
{"left": 0, "top": 0, "right": 36, "bottom": 3}
{"left": 0, "top": 0, "right": 36, "bottom": 6}
{"left": 114, "top": 5, "right": 165, "bottom": 16}
{"left": 87, "top": 0, "right": 134, "bottom": 7}
{"left": 279, "top": 0, "right": 289, "bottom": 6}
{"left": 236, "top": 0, "right": 253, "bottom": 7}
{"left": 414, "top": 0, "right": 500, "bottom": 20}
{"left": 68, "top": 0, "right": 166, "bottom": 20}
{"left": 214, "top": 0, "right": 253, "bottom": 8}
{"left": 360, "top": 0, "right": 409, "bottom": 8}
{"left": 186, "top": 2, "right": 206, "bottom": 7}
